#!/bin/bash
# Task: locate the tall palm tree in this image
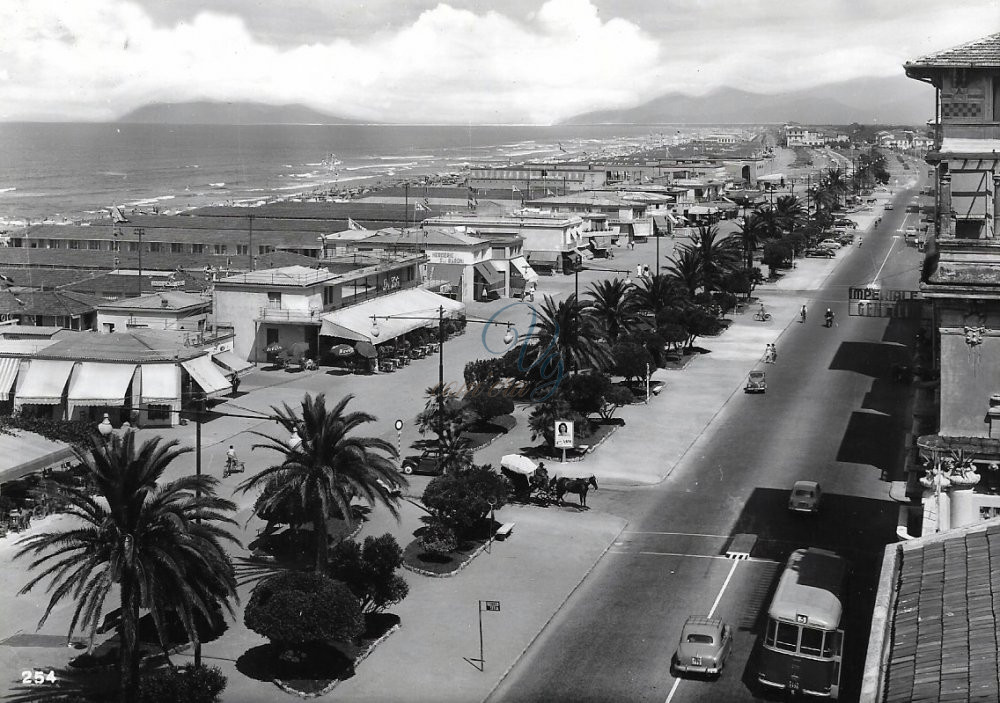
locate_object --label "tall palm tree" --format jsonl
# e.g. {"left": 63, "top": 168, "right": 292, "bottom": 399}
{"left": 241, "top": 393, "right": 405, "bottom": 572}
{"left": 822, "top": 167, "right": 848, "bottom": 207}
{"left": 736, "top": 211, "right": 765, "bottom": 272}
{"left": 753, "top": 205, "right": 784, "bottom": 241}
{"left": 690, "top": 224, "right": 741, "bottom": 295}
{"left": 585, "top": 277, "right": 640, "bottom": 343}
{"left": 633, "top": 273, "right": 688, "bottom": 318}
{"left": 774, "top": 195, "right": 806, "bottom": 234}
{"left": 663, "top": 247, "right": 701, "bottom": 297}
{"left": 16, "top": 432, "right": 240, "bottom": 703}
{"left": 529, "top": 294, "right": 612, "bottom": 374}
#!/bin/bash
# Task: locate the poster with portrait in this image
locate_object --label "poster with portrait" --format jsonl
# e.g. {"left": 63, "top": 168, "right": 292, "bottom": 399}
{"left": 554, "top": 420, "right": 574, "bottom": 449}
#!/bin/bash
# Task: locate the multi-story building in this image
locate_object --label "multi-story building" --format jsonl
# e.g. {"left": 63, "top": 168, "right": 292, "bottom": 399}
{"left": 523, "top": 192, "right": 654, "bottom": 242}
{"left": 784, "top": 124, "right": 826, "bottom": 147}
{"left": 903, "top": 31, "right": 1000, "bottom": 532}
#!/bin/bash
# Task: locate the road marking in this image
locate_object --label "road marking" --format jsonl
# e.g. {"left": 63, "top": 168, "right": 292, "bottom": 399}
{"left": 609, "top": 549, "right": 777, "bottom": 563}
{"left": 623, "top": 530, "right": 730, "bottom": 539}
{"left": 664, "top": 559, "right": 742, "bottom": 703}
{"left": 871, "top": 236, "right": 897, "bottom": 285}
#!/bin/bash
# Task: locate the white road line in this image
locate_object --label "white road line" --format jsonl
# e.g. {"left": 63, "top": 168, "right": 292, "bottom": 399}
{"left": 871, "top": 236, "right": 897, "bottom": 285}
{"left": 609, "top": 550, "right": 777, "bottom": 564}
{"left": 622, "top": 530, "right": 731, "bottom": 539}
{"left": 665, "top": 559, "right": 742, "bottom": 703}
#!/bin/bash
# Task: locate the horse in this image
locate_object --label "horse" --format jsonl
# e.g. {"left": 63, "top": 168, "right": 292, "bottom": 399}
{"left": 552, "top": 475, "right": 598, "bottom": 507}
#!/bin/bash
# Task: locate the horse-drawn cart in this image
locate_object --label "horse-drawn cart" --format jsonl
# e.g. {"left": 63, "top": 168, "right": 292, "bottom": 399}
{"left": 500, "top": 454, "right": 554, "bottom": 505}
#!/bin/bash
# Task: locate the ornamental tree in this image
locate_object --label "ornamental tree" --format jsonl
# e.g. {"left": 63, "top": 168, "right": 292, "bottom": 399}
{"left": 327, "top": 534, "right": 410, "bottom": 614}
{"left": 422, "top": 464, "right": 509, "bottom": 534}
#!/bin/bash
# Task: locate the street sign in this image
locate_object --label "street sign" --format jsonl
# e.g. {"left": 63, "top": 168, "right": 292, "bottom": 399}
{"left": 848, "top": 287, "right": 921, "bottom": 319}
{"left": 554, "top": 420, "right": 574, "bottom": 449}
{"left": 484, "top": 601, "right": 500, "bottom": 612}
{"left": 394, "top": 419, "right": 403, "bottom": 431}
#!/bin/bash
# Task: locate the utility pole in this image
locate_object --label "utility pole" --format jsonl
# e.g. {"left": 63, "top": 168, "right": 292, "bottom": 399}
{"left": 247, "top": 214, "right": 254, "bottom": 271}
{"left": 134, "top": 227, "right": 144, "bottom": 298}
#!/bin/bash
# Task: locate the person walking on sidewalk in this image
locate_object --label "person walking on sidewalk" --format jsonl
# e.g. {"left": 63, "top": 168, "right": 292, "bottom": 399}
{"left": 765, "top": 343, "right": 777, "bottom": 364}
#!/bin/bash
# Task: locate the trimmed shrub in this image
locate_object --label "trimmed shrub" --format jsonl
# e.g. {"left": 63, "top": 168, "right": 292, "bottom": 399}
{"left": 328, "top": 534, "right": 410, "bottom": 614}
{"left": 420, "top": 521, "right": 457, "bottom": 555}
{"left": 138, "top": 664, "right": 227, "bottom": 703}
{"left": 422, "top": 465, "right": 509, "bottom": 534}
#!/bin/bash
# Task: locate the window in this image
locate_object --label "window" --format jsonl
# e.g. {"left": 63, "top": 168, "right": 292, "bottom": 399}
{"left": 237, "top": 245, "right": 248, "bottom": 256}
{"left": 68, "top": 240, "right": 80, "bottom": 249}
{"left": 267, "top": 292, "right": 281, "bottom": 309}
{"left": 148, "top": 242, "right": 162, "bottom": 253}
{"left": 128, "top": 242, "right": 140, "bottom": 252}
{"left": 774, "top": 623, "right": 799, "bottom": 652}
{"left": 191, "top": 243, "right": 204, "bottom": 254}
{"left": 171, "top": 243, "right": 184, "bottom": 254}
{"left": 147, "top": 405, "right": 171, "bottom": 421}
{"left": 800, "top": 627, "right": 823, "bottom": 657}
{"left": 822, "top": 631, "right": 841, "bottom": 658}
{"left": 88, "top": 241, "right": 101, "bottom": 250}
{"left": 214, "top": 244, "right": 227, "bottom": 255}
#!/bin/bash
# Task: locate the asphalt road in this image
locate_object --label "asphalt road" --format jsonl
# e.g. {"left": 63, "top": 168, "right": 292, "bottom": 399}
{"left": 488, "top": 180, "right": 925, "bottom": 703}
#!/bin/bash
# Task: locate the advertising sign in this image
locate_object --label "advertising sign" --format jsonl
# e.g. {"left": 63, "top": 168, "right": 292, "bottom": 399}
{"left": 554, "top": 420, "right": 574, "bottom": 449}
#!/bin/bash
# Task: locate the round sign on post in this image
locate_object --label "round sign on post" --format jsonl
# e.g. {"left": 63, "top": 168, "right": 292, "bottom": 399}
{"left": 394, "top": 419, "right": 403, "bottom": 458}
{"left": 394, "top": 420, "right": 404, "bottom": 431}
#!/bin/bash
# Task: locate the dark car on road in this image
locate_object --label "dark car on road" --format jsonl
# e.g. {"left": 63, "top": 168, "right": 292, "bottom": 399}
{"left": 672, "top": 616, "right": 734, "bottom": 677}
{"left": 400, "top": 449, "right": 443, "bottom": 475}
{"left": 805, "top": 248, "right": 836, "bottom": 258}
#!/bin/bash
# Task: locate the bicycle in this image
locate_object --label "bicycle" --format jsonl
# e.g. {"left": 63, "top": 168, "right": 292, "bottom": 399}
{"left": 753, "top": 310, "right": 773, "bottom": 322}
{"left": 223, "top": 459, "right": 245, "bottom": 478}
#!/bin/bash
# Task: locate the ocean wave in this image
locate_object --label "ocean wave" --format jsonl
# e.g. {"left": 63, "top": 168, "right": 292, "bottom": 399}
{"left": 0, "top": 187, "right": 15, "bottom": 194}
{"left": 128, "top": 195, "right": 177, "bottom": 207}
{"left": 208, "top": 182, "right": 226, "bottom": 188}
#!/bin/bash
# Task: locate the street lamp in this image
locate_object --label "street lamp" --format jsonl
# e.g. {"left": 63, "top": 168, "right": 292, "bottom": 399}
{"left": 97, "top": 413, "right": 113, "bottom": 440}
{"left": 370, "top": 305, "right": 514, "bottom": 473}
{"left": 574, "top": 265, "right": 633, "bottom": 301}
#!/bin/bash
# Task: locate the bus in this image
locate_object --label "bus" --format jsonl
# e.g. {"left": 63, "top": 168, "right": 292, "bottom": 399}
{"left": 756, "top": 547, "right": 848, "bottom": 699}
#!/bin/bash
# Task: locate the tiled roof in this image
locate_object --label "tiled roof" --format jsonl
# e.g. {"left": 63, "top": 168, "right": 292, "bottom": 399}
{"left": 188, "top": 202, "right": 443, "bottom": 223}
{"left": 36, "top": 331, "right": 204, "bottom": 363}
{"left": 218, "top": 265, "right": 336, "bottom": 287}
{"left": 0, "top": 289, "right": 103, "bottom": 317}
{"left": 881, "top": 521, "right": 1000, "bottom": 702}
{"left": 906, "top": 32, "right": 1000, "bottom": 68}
{"left": 358, "top": 227, "right": 487, "bottom": 248}
{"left": 0, "top": 247, "right": 321, "bottom": 274}
{"left": 96, "top": 291, "right": 209, "bottom": 311}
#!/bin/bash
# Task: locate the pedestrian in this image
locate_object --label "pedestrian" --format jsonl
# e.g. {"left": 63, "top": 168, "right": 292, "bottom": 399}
{"left": 767, "top": 343, "right": 777, "bottom": 363}
{"left": 636, "top": 263, "right": 642, "bottom": 277}
{"left": 231, "top": 374, "right": 241, "bottom": 397}
{"left": 643, "top": 264, "right": 651, "bottom": 279}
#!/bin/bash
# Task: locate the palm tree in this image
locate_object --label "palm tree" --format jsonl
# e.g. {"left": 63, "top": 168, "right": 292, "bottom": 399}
{"left": 585, "top": 277, "right": 640, "bottom": 343}
{"left": 663, "top": 247, "right": 701, "bottom": 297}
{"left": 774, "top": 195, "right": 806, "bottom": 234}
{"left": 633, "top": 273, "right": 688, "bottom": 318}
{"left": 240, "top": 393, "right": 405, "bottom": 572}
{"left": 689, "top": 224, "right": 741, "bottom": 295}
{"left": 821, "top": 167, "right": 848, "bottom": 207}
{"left": 16, "top": 432, "right": 240, "bottom": 703}
{"left": 735, "top": 211, "right": 765, "bottom": 272}
{"left": 529, "top": 294, "right": 613, "bottom": 374}
{"left": 753, "top": 205, "right": 784, "bottom": 241}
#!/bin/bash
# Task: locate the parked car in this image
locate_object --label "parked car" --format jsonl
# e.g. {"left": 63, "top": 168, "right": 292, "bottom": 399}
{"left": 818, "top": 240, "right": 841, "bottom": 249}
{"left": 904, "top": 227, "right": 918, "bottom": 239}
{"left": 884, "top": 203, "right": 894, "bottom": 210}
{"left": 837, "top": 235, "right": 855, "bottom": 246}
{"left": 788, "top": 480, "right": 822, "bottom": 513}
{"left": 805, "top": 248, "right": 836, "bottom": 258}
{"left": 834, "top": 218, "right": 858, "bottom": 229}
{"left": 400, "top": 449, "right": 443, "bottom": 475}
{"left": 673, "top": 616, "right": 734, "bottom": 677}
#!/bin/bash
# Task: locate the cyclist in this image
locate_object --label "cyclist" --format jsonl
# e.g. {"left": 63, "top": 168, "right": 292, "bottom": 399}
{"left": 800, "top": 304, "right": 807, "bottom": 322}
{"left": 225, "top": 445, "right": 238, "bottom": 474}
{"left": 825, "top": 308, "right": 835, "bottom": 327}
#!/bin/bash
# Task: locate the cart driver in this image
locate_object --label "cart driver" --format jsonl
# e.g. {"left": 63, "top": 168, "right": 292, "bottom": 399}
{"left": 533, "top": 461, "right": 549, "bottom": 487}
{"left": 225, "top": 445, "right": 238, "bottom": 472}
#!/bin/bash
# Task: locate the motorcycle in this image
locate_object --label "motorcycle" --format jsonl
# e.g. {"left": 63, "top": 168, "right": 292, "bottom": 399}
{"left": 824, "top": 312, "right": 835, "bottom": 328}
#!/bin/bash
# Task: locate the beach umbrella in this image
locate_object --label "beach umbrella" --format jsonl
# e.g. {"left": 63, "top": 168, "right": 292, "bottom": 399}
{"left": 500, "top": 454, "right": 537, "bottom": 475}
{"left": 265, "top": 342, "right": 284, "bottom": 354}
{"left": 354, "top": 341, "right": 377, "bottom": 359}
{"left": 329, "top": 343, "right": 355, "bottom": 358}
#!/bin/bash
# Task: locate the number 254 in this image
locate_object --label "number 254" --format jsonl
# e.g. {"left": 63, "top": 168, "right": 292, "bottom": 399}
{"left": 21, "top": 670, "right": 57, "bottom": 684}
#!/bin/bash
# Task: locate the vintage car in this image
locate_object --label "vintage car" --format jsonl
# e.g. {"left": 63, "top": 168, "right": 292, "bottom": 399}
{"left": 788, "top": 480, "right": 822, "bottom": 513}
{"left": 673, "top": 616, "right": 734, "bottom": 677}
{"left": 745, "top": 370, "right": 766, "bottom": 393}
{"left": 805, "top": 248, "right": 836, "bottom": 258}
{"left": 400, "top": 449, "right": 444, "bottom": 475}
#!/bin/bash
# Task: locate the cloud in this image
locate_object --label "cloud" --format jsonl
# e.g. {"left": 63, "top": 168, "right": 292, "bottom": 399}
{"left": 0, "top": 0, "right": 997, "bottom": 123}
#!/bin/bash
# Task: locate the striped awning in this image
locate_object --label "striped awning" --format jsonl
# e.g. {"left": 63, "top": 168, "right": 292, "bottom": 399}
{"left": 67, "top": 363, "right": 136, "bottom": 407}
{"left": 181, "top": 355, "right": 231, "bottom": 399}
{"left": 16, "top": 359, "right": 75, "bottom": 405}
{"left": 0, "top": 357, "right": 20, "bottom": 401}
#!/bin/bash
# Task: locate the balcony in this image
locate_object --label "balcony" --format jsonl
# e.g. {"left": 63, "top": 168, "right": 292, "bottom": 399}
{"left": 258, "top": 306, "right": 324, "bottom": 324}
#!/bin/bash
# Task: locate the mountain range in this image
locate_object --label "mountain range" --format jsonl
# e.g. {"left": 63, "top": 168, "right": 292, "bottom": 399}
{"left": 116, "top": 75, "right": 933, "bottom": 126}
{"left": 116, "top": 101, "right": 363, "bottom": 125}
{"left": 559, "top": 76, "right": 933, "bottom": 126}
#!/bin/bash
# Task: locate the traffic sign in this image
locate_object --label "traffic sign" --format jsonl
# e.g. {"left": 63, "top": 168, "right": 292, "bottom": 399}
{"left": 394, "top": 419, "right": 403, "bottom": 431}
{"left": 484, "top": 601, "right": 500, "bottom": 612}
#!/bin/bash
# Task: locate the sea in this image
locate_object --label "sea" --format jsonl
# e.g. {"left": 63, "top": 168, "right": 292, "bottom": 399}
{"left": 0, "top": 123, "right": 682, "bottom": 228}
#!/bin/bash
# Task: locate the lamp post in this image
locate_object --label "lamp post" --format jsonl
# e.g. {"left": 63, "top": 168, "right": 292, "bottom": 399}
{"left": 97, "top": 413, "right": 113, "bottom": 441}
{"left": 133, "top": 227, "right": 144, "bottom": 298}
{"left": 574, "top": 265, "right": 633, "bottom": 301}
{"left": 370, "top": 305, "right": 514, "bottom": 473}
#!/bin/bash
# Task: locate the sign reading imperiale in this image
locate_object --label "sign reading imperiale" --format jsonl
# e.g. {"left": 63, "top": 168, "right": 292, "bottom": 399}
{"left": 848, "top": 287, "right": 921, "bottom": 318}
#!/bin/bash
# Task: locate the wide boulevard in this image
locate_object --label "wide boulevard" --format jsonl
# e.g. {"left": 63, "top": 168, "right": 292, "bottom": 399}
{"left": 489, "top": 180, "right": 925, "bottom": 702}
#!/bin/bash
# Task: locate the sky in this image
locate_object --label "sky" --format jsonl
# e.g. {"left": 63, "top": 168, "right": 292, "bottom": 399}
{"left": 1, "top": 0, "right": 998, "bottom": 124}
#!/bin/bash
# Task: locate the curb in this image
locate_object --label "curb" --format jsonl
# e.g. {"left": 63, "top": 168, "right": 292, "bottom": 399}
{"left": 402, "top": 538, "right": 491, "bottom": 578}
{"left": 273, "top": 623, "right": 402, "bottom": 699}
{"left": 481, "top": 518, "right": 629, "bottom": 703}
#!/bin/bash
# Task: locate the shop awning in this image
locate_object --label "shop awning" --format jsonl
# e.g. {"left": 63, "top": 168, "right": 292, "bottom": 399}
{"left": 181, "top": 355, "right": 232, "bottom": 399}
{"left": 527, "top": 251, "right": 560, "bottom": 266}
{"left": 319, "top": 288, "right": 466, "bottom": 344}
{"left": 474, "top": 261, "right": 505, "bottom": 291}
{"left": 509, "top": 256, "right": 538, "bottom": 284}
{"left": 0, "top": 357, "right": 20, "bottom": 401}
{"left": 576, "top": 246, "right": 595, "bottom": 261}
{"left": 67, "top": 363, "right": 136, "bottom": 407}
{"left": 212, "top": 351, "right": 254, "bottom": 378}
{"left": 140, "top": 364, "right": 181, "bottom": 404}
{"left": 15, "top": 359, "right": 75, "bottom": 405}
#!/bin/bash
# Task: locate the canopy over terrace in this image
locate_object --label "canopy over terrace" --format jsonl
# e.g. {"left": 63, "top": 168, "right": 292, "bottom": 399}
{"left": 319, "top": 288, "right": 465, "bottom": 345}
{"left": 14, "top": 360, "right": 76, "bottom": 408}
{"left": 67, "top": 363, "right": 137, "bottom": 417}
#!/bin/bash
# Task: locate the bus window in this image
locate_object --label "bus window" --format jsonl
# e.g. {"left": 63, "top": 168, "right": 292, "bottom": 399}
{"left": 822, "top": 630, "right": 842, "bottom": 658}
{"left": 800, "top": 627, "right": 823, "bottom": 656}
{"left": 765, "top": 620, "right": 777, "bottom": 647}
{"left": 775, "top": 622, "right": 799, "bottom": 652}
